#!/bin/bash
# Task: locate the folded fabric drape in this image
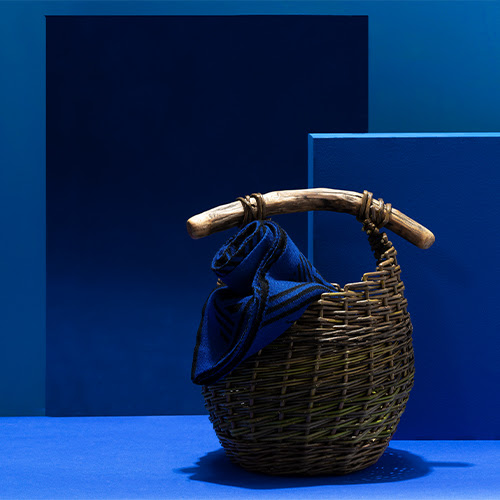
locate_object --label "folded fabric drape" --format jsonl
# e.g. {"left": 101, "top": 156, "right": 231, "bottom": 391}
{"left": 191, "top": 220, "right": 337, "bottom": 385}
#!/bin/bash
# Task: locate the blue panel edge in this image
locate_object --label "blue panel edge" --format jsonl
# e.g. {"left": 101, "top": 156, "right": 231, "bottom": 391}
{"left": 310, "top": 132, "right": 500, "bottom": 139}
{"left": 307, "top": 134, "right": 314, "bottom": 263}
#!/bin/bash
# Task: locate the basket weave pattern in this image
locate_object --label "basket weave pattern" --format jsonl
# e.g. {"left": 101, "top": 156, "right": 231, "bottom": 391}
{"left": 202, "top": 220, "right": 415, "bottom": 476}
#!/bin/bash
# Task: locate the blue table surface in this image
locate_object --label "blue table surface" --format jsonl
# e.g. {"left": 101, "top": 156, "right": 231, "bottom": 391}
{"left": 1, "top": 416, "right": 498, "bottom": 499}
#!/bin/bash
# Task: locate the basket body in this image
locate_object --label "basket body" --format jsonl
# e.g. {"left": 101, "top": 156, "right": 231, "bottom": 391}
{"left": 202, "top": 224, "right": 415, "bottom": 476}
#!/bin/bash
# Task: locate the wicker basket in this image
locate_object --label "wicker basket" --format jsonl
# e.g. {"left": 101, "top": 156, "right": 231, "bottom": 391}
{"left": 187, "top": 189, "right": 434, "bottom": 476}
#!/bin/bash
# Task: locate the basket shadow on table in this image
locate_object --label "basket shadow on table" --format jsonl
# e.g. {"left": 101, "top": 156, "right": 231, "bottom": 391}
{"left": 178, "top": 447, "right": 472, "bottom": 489}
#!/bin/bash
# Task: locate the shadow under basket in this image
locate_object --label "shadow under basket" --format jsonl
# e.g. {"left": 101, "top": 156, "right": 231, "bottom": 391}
{"left": 202, "top": 221, "right": 414, "bottom": 476}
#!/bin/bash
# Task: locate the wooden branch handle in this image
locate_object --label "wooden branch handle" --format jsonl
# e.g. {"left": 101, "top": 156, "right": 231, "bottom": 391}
{"left": 186, "top": 188, "right": 435, "bottom": 250}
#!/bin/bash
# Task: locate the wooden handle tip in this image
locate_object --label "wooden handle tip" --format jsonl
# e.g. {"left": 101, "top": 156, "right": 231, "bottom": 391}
{"left": 421, "top": 230, "right": 436, "bottom": 250}
{"left": 186, "top": 217, "right": 204, "bottom": 239}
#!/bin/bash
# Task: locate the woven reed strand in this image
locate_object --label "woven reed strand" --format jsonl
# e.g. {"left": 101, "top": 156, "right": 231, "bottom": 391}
{"left": 202, "top": 221, "right": 415, "bottom": 476}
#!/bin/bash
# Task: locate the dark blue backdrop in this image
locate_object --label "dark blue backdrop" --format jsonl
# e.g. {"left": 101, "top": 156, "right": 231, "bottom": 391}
{"left": 46, "top": 16, "right": 368, "bottom": 415}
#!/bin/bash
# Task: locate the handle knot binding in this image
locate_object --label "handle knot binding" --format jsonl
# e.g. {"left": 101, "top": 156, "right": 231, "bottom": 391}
{"left": 236, "top": 193, "right": 267, "bottom": 227}
{"left": 357, "top": 190, "right": 392, "bottom": 228}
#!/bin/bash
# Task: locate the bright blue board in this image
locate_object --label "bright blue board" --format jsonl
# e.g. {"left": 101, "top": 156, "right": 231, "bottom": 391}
{"left": 308, "top": 133, "right": 500, "bottom": 439}
{"left": 0, "top": 415, "right": 498, "bottom": 499}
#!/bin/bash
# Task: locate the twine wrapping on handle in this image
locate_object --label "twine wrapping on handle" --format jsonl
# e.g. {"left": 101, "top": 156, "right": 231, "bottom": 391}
{"left": 236, "top": 193, "right": 267, "bottom": 227}
{"left": 357, "top": 190, "right": 392, "bottom": 228}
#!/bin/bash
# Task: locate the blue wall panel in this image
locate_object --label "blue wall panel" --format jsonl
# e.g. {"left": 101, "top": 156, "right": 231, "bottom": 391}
{"left": 309, "top": 133, "right": 500, "bottom": 439}
{"left": 2, "top": 0, "right": 500, "bottom": 418}
{"left": 46, "top": 15, "right": 368, "bottom": 415}
{"left": 0, "top": 5, "right": 46, "bottom": 416}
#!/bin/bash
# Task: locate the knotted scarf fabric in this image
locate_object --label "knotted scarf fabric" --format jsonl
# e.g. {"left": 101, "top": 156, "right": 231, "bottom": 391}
{"left": 191, "top": 220, "right": 337, "bottom": 385}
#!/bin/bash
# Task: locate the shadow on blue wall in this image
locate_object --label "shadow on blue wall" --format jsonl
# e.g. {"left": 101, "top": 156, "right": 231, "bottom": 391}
{"left": 179, "top": 446, "right": 472, "bottom": 487}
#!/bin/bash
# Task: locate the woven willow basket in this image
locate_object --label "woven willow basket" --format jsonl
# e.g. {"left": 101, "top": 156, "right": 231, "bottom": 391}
{"left": 187, "top": 189, "right": 434, "bottom": 476}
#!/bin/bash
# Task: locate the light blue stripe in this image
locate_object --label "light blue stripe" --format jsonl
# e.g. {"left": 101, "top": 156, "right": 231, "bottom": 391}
{"left": 307, "top": 134, "right": 315, "bottom": 264}
{"left": 311, "top": 133, "right": 500, "bottom": 139}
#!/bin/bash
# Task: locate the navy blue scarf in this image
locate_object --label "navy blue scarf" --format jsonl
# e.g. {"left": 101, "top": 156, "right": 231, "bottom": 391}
{"left": 191, "top": 220, "right": 336, "bottom": 385}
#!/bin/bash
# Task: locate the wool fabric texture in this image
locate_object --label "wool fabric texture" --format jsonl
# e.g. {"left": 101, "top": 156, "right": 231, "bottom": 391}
{"left": 192, "top": 220, "right": 336, "bottom": 385}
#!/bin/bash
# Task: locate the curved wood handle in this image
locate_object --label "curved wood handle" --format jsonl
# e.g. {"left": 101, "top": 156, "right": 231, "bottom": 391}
{"left": 186, "top": 188, "right": 435, "bottom": 250}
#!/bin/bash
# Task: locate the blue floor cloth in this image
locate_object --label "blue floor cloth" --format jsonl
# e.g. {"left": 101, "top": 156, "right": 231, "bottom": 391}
{"left": 0, "top": 416, "right": 498, "bottom": 499}
{"left": 192, "top": 220, "right": 336, "bottom": 385}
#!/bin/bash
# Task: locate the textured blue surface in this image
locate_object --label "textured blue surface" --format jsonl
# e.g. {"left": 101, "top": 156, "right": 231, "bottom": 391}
{"left": 0, "top": 415, "right": 498, "bottom": 499}
{"left": 309, "top": 133, "right": 500, "bottom": 439}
